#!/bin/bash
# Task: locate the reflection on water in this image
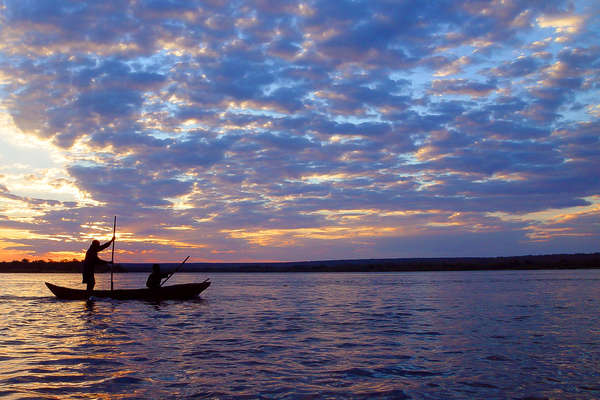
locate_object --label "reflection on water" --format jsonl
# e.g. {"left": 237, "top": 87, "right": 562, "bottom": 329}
{"left": 0, "top": 270, "right": 599, "bottom": 399}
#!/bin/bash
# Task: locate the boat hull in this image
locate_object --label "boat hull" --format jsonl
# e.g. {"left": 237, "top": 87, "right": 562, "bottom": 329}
{"left": 45, "top": 281, "right": 210, "bottom": 300}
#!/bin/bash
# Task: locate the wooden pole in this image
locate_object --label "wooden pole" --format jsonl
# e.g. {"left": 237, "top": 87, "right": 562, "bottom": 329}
{"left": 111, "top": 216, "right": 116, "bottom": 291}
{"left": 161, "top": 256, "right": 190, "bottom": 287}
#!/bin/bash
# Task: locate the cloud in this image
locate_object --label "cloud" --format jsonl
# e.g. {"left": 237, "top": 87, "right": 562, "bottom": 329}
{"left": 537, "top": 14, "right": 585, "bottom": 35}
{"left": 434, "top": 56, "right": 471, "bottom": 77}
{"left": 430, "top": 79, "right": 497, "bottom": 97}
{"left": 67, "top": 165, "right": 193, "bottom": 207}
{"left": 0, "top": 0, "right": 598, "bottom": 261}
{"left": 491, "top": 56, "right": 542, "bottom": 78}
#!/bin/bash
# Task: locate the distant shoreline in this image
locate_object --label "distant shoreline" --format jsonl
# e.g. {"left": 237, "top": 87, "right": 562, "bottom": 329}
{"left": 1, "top": 253, "right": 599, "bottom": 273}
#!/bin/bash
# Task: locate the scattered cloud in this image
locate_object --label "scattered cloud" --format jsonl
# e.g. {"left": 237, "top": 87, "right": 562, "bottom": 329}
{"left": 0, "top": 0, "right": 598, "bottom": 261}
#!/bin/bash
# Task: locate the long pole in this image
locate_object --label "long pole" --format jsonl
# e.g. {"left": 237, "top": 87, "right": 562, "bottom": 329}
{"left": 111, "top": 216, "right": 116, "bottom": 291}
{"left": 161, "top": 256, "right": 190, "bottom": 287}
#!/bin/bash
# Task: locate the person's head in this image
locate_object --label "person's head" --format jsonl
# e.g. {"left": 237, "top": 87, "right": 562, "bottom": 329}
{"left": 152, "top": 264, "right": 160, "bottom": 273}
{"left": 89, "top": 240, "right": 100, "bottom": 250}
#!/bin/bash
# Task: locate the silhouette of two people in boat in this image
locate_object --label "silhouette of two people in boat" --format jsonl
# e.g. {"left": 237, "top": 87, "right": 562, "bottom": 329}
{"left": 82, "top": 237, "right": 115, "bottom": 292}
{"left": 83, "top": 239, "right": 172, "bottom": 292}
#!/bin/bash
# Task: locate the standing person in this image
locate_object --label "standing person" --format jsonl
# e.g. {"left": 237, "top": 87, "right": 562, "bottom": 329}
{"left": 82, "top": 237, "right": 115, "bottom": 292}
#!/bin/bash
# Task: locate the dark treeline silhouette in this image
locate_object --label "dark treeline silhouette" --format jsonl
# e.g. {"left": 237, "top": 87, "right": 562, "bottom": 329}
{"left": 1, "top": 253, "right": 599, "bottom": 273}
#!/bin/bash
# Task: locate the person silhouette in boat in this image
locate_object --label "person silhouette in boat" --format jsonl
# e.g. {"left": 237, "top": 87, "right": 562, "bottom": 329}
{"left": 146, "top": 264, "right": 169, "bottom": 289}
{"left": 82, "top": 237, "right": 115, "bottom": 292}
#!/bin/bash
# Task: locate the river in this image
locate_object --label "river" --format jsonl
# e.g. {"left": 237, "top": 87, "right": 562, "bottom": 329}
{"left": 1, "top": 270, "right": 599, "bottom": 399}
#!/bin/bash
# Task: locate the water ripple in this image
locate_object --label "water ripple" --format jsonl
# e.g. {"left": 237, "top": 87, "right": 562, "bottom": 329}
{"left": 0, "top": 271, "right": 599, "bottom": 399}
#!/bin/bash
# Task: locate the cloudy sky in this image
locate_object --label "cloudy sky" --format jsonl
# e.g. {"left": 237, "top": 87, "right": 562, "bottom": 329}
{"left": 0, "top": 0, "right": 598, "bottom": 263}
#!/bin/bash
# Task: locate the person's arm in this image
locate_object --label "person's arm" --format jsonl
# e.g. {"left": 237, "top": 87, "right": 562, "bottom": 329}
{"left": 98, "top": 237, "right": 115, "bottom": 251}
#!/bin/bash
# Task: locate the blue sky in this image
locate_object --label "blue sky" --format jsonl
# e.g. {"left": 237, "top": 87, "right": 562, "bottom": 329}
{"left": 0, "top": 0, "right": 598, "bottom": 262}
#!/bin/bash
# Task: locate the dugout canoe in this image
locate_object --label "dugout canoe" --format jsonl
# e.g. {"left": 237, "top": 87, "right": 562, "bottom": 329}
{"left": 45, "top": 280, "right": 210, "bottom": 300}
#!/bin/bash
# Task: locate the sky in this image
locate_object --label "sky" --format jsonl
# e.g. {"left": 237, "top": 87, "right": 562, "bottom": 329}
{"left": 0, "top": 0, "right": 599, "bottom": 263}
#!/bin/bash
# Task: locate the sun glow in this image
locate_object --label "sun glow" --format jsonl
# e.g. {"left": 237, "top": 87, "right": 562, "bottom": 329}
{"left": 222, "top": 225, "right": 399, "bottom": 247}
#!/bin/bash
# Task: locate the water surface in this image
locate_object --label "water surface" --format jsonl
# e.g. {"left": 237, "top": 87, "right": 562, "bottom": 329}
{"left": 1, "top": 270, "right": 599, "bottom": 399}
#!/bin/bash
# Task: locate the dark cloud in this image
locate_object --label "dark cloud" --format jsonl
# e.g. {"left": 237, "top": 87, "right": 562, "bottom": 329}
{"left": 492, "top": 57, "right": 542, "bottom": 78}
{"left": 68, "top": 165, "right": 193, "bottom": 207}
{"left": 74, "top": 89, "right": 144, "bottom": 118}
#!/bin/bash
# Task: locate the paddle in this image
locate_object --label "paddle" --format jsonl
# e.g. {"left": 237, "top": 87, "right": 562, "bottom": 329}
{"left": 160, "top": 256, "right": 190, "bottom": 287}
{"left": 111, "top": 216, "right": 116, "bottom": 291}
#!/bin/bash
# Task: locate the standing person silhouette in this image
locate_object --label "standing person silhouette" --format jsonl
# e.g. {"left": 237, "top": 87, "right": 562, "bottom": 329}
{"left": 82, "top": 237, "right": 115, "bottom": 293}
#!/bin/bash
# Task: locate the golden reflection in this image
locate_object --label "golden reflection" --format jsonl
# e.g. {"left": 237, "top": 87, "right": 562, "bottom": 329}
{"left": 162, "top": 225, "right": 195, "bottom": 231}
{"left": 468, "top": 39, "right": 493, "bottom": 49}
{"left": 426, "top": 221, "right": 462, "bottom": 227}
{"left": 586, "top": 104, "right": 600, "bottom": 117}
{"left": 0, "top": 239, "right": 34, "bottom": 260}
{"left": 296, "top": 3, "right": 315, "bottom": 16}
{"left": 414, "top": 146, "right": 445, "bottom": 162}
{"left": 222, "top": 225, "right": 398, "bottom": 246}
{"left": 489, "top": 172, "right": 528, "bottom": 182}
{"left": 235, "top": 16, "right": 258, "bottom": 28}
{"left": 193, "top": 213, "right": 218, "bottom": 223}
{"left": 489, "top": 195, "right": 600, "bottom": 225}
{"left": 434, "top": 55, "right": 470, "bottom": 77}
{"left": 120, "top": 234, "right": 206, "bottom": 249}
{"left": 0, "top": 70, "right": 10, "bottom": 85}
{"left": 304, "top": 208, "right": 431, "bottom": 221}
{"left": 45, "top": 251, "right": 83, "bottom": 260}
{"left": 0, "top": 198, "right": 45, "bottom": 222}
{"left": 488, "top": 196, "right": 600, "bottom": 241}
{"left": 313, "top": 90, "right": 347, "bottom": 100}
{"left": 525, "top": 226, "right": 591, "bottom": 241}
{"left": 165, "top": 192, "right": 195, "bottom": 210}
{"left": 300, "top": 173, "right": 349, "bottom": 183}
{"left": 3, "top": 29, "right": 142, "bottom": 56}
{"left": 537, "top": 14, "right": 584, "bottom": 34}
{"left": 0, "top": 219, "right": 210, "bottom": 261}
{"left": 0, "top": 227, "right": 50, "bottom": 241}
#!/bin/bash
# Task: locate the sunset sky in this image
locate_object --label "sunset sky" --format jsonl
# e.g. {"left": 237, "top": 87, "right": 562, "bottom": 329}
{"left": 0, "top": 0, "right": 599, "bottom": 263}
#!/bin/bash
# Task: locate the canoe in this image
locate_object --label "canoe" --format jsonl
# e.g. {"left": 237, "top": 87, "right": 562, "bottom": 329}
{"left": 45, "top": 280, "right": 210, "bottom": 300}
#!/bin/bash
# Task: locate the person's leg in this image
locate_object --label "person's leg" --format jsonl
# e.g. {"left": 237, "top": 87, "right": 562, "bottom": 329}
{"left": 86, "top": 279, "right": 95, "bottom": 293}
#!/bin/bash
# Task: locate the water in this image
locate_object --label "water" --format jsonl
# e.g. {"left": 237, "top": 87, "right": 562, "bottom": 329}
{"left": 1, "top": 270, "right": 599, "bottom": 399}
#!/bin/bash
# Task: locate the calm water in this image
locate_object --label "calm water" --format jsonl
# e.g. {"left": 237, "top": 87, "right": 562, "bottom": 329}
{"left": 1, "top": 270, "right": 599, "bottom": 399}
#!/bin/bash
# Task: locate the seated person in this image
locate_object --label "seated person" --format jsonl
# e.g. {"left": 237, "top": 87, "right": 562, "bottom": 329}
{"left": 146, "top": 264, "right": 169, "bottom": 289}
